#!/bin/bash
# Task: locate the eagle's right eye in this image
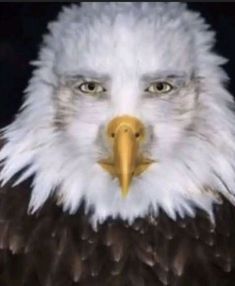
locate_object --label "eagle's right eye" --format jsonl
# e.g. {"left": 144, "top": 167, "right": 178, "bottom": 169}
{"left": 76, "top": 81, "right": 106, "bottom": 95}
{"left": 145, "top": 81, "right": 173, "bottom": 94}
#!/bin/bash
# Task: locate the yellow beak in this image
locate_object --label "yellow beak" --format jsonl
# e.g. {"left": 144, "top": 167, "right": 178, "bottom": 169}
{"left": 99, "top": 116, "right": 154, "bottom": 197}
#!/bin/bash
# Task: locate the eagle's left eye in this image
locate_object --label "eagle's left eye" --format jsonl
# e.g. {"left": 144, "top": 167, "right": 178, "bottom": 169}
{"left": 76, "top": 81, "right": 106, "bottom": 94}
{"left": 146, "top": 81, "right": 173, "bottom": 94}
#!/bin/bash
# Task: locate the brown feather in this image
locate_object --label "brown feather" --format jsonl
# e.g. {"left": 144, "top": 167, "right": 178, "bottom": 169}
{"left": 1, "top": 180, "right": 235, "bottom": 285}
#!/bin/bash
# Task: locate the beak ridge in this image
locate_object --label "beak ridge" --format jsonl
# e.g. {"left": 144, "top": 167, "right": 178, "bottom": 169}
{"left": 114, "top": 125, "right": 137, "bottom": 197}
{"left": 99, "top": 115, "right": 153, "bottom": 197}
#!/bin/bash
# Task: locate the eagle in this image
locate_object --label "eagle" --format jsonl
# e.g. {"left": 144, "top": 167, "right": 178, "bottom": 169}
{"left": 0, "top": 2, "right": 235, "bottom": 286}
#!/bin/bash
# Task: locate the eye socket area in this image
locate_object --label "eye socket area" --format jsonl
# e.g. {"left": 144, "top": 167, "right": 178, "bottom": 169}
{"left": 145, "top": 81, "right": 173, "bottom": 94}
{"left": 75, "top": 81, "right": 106, "bottom": 94}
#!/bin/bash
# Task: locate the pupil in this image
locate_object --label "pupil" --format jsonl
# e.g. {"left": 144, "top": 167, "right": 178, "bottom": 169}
{"left": 156, "top": 83, "right": 164, "bottom": 91}
{"left": 88, "top": 83, "right": 95, "bottom": 90}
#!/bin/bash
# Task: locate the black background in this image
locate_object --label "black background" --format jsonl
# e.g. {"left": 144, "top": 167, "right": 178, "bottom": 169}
{"left": 0, "top": 3, "right": 235, "bottom": 128}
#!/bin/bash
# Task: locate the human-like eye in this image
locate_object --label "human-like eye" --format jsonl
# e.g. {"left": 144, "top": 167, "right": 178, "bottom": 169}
{"left": 76, "top": 81, "right": 106, "bottom": 94}
{"left": 146, "top": 81, "right": 173, "bottom": 94}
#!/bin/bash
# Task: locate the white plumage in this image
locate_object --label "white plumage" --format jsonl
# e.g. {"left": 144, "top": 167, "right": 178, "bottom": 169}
{"left": 0, "top": 2, "right": 235, "bottom": 227}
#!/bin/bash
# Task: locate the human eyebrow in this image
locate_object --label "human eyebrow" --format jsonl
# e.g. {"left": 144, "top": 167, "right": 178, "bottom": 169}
{"left": 142, "top": 70, "right": 188, "bottom": 81}
{"left": 141, "top": 71, "right": 197, "bottom": 88}
{"left": 59, "top": 70, "right": 110, "bottom": 83}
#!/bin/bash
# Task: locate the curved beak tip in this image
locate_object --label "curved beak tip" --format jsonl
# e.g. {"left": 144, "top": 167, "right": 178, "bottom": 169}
{"left": 121, "top": 189, "right": 129, "bottom": 198}
{"left": 119, "top": 175, "right": 132, "bottom": 198}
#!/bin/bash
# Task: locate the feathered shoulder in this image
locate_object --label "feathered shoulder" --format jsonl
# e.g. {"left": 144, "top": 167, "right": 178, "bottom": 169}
{"left": 1, "top": 175, "right": 235, "bottom": 286}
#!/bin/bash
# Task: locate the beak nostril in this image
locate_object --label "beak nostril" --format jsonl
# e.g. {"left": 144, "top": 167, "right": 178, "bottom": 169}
{"left": 111, "top": 133, "right": 115, "bottom": 138}
{"left": 135, "top": 133, "right": 140, "bottom": 138}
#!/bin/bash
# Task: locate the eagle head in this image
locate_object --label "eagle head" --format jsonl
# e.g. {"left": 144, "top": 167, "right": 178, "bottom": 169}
{"left": 1, "top": 3, "right": 235, "bottom": 226}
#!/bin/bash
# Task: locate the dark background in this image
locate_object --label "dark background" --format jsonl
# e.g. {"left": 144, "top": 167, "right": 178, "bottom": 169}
{"left": 0, "top": 3, "right": 235, "bottom": 128}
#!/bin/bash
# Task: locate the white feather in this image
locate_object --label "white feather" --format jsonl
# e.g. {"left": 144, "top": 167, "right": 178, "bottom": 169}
{"left": 0, "top": 2, "right": 235, "bottom": 227}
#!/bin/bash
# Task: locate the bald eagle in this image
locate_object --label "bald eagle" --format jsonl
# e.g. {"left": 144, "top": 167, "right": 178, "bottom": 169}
{"left": 1, "top": 2, "right": 235, "bottom": 285}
